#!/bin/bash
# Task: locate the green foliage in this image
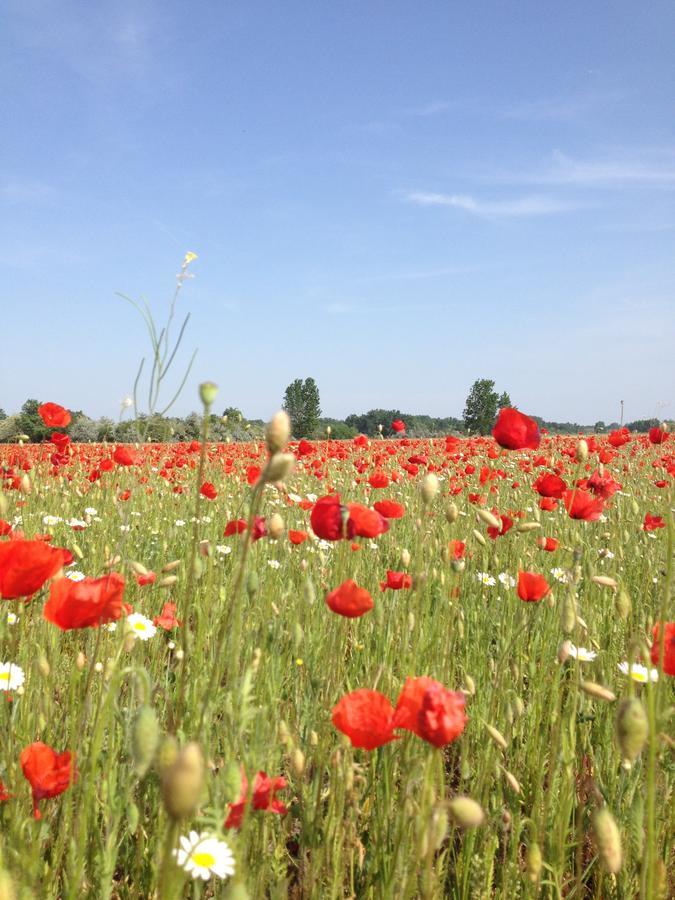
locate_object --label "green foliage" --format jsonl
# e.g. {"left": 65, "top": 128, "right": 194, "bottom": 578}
{"left": 626, "top": 418, "right": 659, "bottom": 432}
{"left": 497, "top": 391, "right": 512, "bottom": 409}
{"left": 17, "top": 399, "right": 51, "bottom": 442}
{"left": 282, "top": 378, "right": 321, "bottom": 438}
{"left": 463, "top": 379, "right": 499, "bottom": 434}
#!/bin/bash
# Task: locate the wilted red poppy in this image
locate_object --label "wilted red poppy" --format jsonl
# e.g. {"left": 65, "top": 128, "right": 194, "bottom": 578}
{"left": 224, "top": 519, "right": 247, "bottom": 537}
{"left": 608, "top": 428, "right": 631, "bottom": 448}
{"left": 533, "top": 473, "right": 566, "bottom": 499}
{"left": 0, "top": 540, "right": 70, "bottom": 600}
{"left": 288, "top": 529, "right": 308, "bottom": 545}
{"left": 643, "top": 513, "right": 665, "bottom": 532}
{"left": 536, "top": 536, "right": 559, "bottom": 552}
{"left": 380, "top": 570, "right": 412, "bottom": 591}
{"left": 225, "top": 768, "right": 288, "bottom": 829}
{"left": 325, "top": 579, "right": 374, "bottom": 618}
{"left": 487, "top": 512, "right": 513, "bottom": 540}
{"left": 373, "top": 500, "right": 405, "bottom": 519}
{"left": 332, "top": 689, "right": 397, "bottom": 749}
{"left": 20, "top": 742, "right": 77, "bottom": 819}
{"left": 650, "top": 622, "right": 675, "bottom": 676}
{"left": 492, "top": 408, "right": 540, "bottom": 451}
{"left": 153, "top": 601, "right": 181, "bottom": 629}
{"left": 563, "top": 489, "right": 604, "bottom": 521}
{"left": 38, "top": 403, "right": 71, "bottom": 429}
{"left": 391, "top": 419, "right": 406, "bottom": 433}
{"left": 587, "top": 469, "right": 621, "bottom": 500}
{"left": 517, "top": 571, "right": 550, "bottom": 602}
{"left": 199, "top": 481, "right": 217, "bottom": 500}
{"left": 43, "top": 572, "right": 125, "bottom": 629}
{"left": 113, "top": 446, "right": 139, "bottom": 466}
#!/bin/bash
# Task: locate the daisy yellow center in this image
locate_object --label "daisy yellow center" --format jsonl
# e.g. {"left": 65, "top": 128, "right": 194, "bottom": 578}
{"left": 0, "top": 673, "right": 9, "bottom": 682}
{"left": 134, "top": 622, "right": 146, "bottom": 631}
{"left": 191, "top": 851, "right": 215, "bottom": 868}
{"left": 632, "top": 671, "right": 647, "bottom": 683}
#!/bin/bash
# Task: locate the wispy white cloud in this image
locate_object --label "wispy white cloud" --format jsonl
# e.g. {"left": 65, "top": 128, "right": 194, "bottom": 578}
{"left": 501, "top": 90, "right": 627, "bottom": 121}
{"left": 405, "top": 191, "right": 580, "bottom": 219}
{"left": 512, "top": 150, "right": 675, "bottom": 187}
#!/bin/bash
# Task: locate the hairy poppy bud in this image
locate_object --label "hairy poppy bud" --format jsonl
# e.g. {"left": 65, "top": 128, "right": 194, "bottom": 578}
{"left": 0, "top": 868, "right": 17, "bottom": 900}
{"left": 265, "top": 411, "right": 291, "bottom": 454}
{"left": 130, "top": 561, "right": 149, "bottom": 577}
{"left": 616, "top": 698, "right": 648, "bottom": 768}
{"left": 263, "top": 452, "right": 295, "bottom": 483}
{"left": 476, "top": 509, "right": 500, "bottom": 529}
{"left": 160, "top": 741, "right": 205, "bottom": 820}
{"left": 592, "top": 806, "right": 622, "bottom": 873}
{"left": 561, "top": 594, "right": 577, "bottom": 634}
{"left": 448, "top": 796, "right": 485, "bottom": 829}
{"left": 526, "top": 842, "right": 543, "bottom": 883}
{"left": 268, "top": 513, "right": 285, "bottom": 540}
{"left": 576, "top": 439, "right": 588, "bottom": 463}
{"left": 616, "top": 589, "right": 631, "bottom": 619}
{"left": 132, "top": 706, "right": 160, "bottom": 778}
{"left": 472, "top": 529, "right": 487, "bottom": 547}
{"left": 401, "top": 548, "right": 411, "bottom": 567}
{"left": 162, "top": 560, "right": 181, "bottom": 573}
{"left": 198, "top": 381, "right": 218, "bottom": 408}
{"left": 291, "top": 747, "right": 305, "bottom": 776}
{"left": 485, "top": 724, "right": 508, "bottom": 750}
{"left": 445, "top": 503, "right": 459, "bottom": 524}
{"left": 580, "top": 681, "right": 616, "bottom": 703}
{"left": 420, "top": 474, "right": 439, "bottom": 504}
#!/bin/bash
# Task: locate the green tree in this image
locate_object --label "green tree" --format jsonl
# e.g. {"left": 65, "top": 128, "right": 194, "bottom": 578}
{"left": 463, "top": 379, "right": 499, "bottom": 435}
{"left": 17, "top": 399, "right": 50, "bottom": 442}
{"left": 497, "top": 391, "right": 512, "bottom": 409}
{"left": 283, "top": 378, "right": 321, "bottom": 438}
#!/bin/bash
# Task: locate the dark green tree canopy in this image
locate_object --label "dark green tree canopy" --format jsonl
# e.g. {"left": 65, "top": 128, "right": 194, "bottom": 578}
{"left": 283, "top": 378, "right": 321, "bottom": 438}
{"left": 497, "top": 391, "right": 512, "bottom": 410}
{"left": 463, "top": 379, "right": 500, "bottom": 435}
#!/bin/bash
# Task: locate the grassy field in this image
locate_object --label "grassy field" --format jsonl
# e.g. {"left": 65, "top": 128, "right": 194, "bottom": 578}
{"left": 0, "top": 414, "right": 673, "bottom": 898}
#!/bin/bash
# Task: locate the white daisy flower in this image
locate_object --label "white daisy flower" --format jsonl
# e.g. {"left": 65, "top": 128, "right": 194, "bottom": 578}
{"left": 550, "top": 567, "right": 570, "bottom": 584}
{"left": 498, "top": 572, "right": 516, "bottom": 588}
{"left": 84, "top": 507, "right": 98, "bottom": 516}
{"left": 267, "top": 560, "right": 281, "bottom": 570}
{"left": 306, "top": 493, "right": 318, "bottom": 503}
{"left": 173, "top": 831, "right": 235, "bottom": 881}
{"left": 7, "top": 612, "right": 18, "bottom": 625}
{"left": 105, "top": 622, "right": 118, "bottom": 633}
{"left": 567, "top": 644, "right": 597, "bottom": 662}
{"left": 43, "top": 515, "right": 62, "bottom": 527}
{"left": 65, "top": 571, "right": 86, "bottom": 582}
{"left": 618, "top": 662, "right": 658, "bottom": 683}
{"left": 126, "top": 613, "right": 157, "bottom": 641}
{"left": 67, "top": 518, "right": 87, "bottom": 530}
{"left": 477, "top": 572, "right": 496, "bottom": 587}
{"left": 216, "top": 545, "right": 232, "bottom": 556}
{"left": 0, "top": 662, "right": 25, "bottom": 691}
{"left": 174, "top": 519, "right": 186, "bottom": 527}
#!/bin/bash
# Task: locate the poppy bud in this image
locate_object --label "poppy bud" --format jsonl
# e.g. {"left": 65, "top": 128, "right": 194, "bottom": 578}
{"left": 485, "top": 724, "right": 508, "bottom": 751}
{"left": 526, "top": 842, "right": 543, "bottom": 883}
{"left": 131, "top": 561, "right": 149, "bottom": 577}
{"left": 477, "top": 509, "right": 500, "bottom": 529}
{"left": 448, "top": 796, "right": 485, "bottom": 829}
{"left": 76, "top": 652, "right": 86, "bottom": 671}
{"left": 616, "top": 698, "right": 648, "bottom": 768}
{"left": 501, "top": 767, "right": 521, "bottom": 794}
{"left": 616, "top": 589, "right": 631, "bottom": 619}
{"left": 472, "top": 530, "right": 487, "bottom": 547}
{"left": 38, "top": 657, "right": 50, "bottom": 678}
{"left": 428, "top": 809, "right": 449, "bottom": 852}
{"left": 160, "top": 741, "right": 205, "bottom": 820}
{"left": 580, "top": 681, "right": 616, "bottom": 703}
{"left": 265, "top": 411, "right": 291, "bottom": 454}
{"left": 420, "top": 474, "right": 439, "bottom": 504}
{"left": 132, "top": 706, "right": 160, "bottom": 778}
{"left": 561, "top": 594, "right": 577, "bottom": 634}
{"left": 377, "top": 424, "right": 383, "bottom": 433}
{"left": 592, "top": 575, "right": 617, "bottom": 591}
{"left": 291, "top": 747, "right": 305, "bottom": 776}
{"left": 159, "top": 575, "right": 178, "bottom": 588}
{"left": 198, "top": 381, "right": 218, "bottom": 408}
{"left": 326, "top": 425, "right": 332, "bottom": 436}
{"left": 263, "top": 452, "right": 295, "bottom": 483}
{"left": 515, "top": 522, "right": 540, "bottom": 533}
{"left": 268, "top": 513, "right": 285, "bottom": 540}
{"left": 576, "top": 439, "right": 588, "bottom": 462}
{"left": 464, "top": 675, "right": 476, "bottom": 696}
{"left": 445, "top": 503, "right": 459, "bottom": 524}
{"left": 246, "top": 571, "right": 259, "bottom": 598}
{"left": 592, "top": 806, "right": 622, "bottom": 873}
{"left": 401, "top": 548, "right": 411, "bottom": 567}
{"left": 162, "top": 560, "right": 181, "bottom": 573}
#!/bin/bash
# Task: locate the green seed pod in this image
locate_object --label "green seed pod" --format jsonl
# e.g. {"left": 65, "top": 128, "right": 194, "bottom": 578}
{"left": 485, "top": 724, "right": 508, "bottom": 751}
{"left": 616, "top": 697, "right": 648, "bottom": 767}
{"left": 429, "top": 809, "right": 449, "bottom": 852}
{"left": 160, "top": 741, "right": 205, "bottom": 821}
{"left": 127, "top": 800, "right": 139, "bottom": 833}
{"left": 561, "top": 593, "right": 577, "bottom": 634}
{"left": 448, "top": 796, "right": 485, "bottom": 829}
{"left": 616, "top": 589, "right": 631, "bottom": 619}
{"left": 592, "top": 806, "right": 622, "bottom": 873}
{"left": 132, "top": 706, "right": 160, "bottom": 778}
{"left": 303, "top": 578, "right": 316, "bottom": 605}
{"left": 526, "top": 842, "right": 543, "bottom": 883}
{"left": 246, "top": 570, "right": 259, "bottom": 599}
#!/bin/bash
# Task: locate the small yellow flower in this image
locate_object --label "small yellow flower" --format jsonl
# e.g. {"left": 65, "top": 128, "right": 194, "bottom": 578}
{"left": 295, "top": 658, "right": 304, "bottom": 667}
{"left": 183, "top": 251, "right": 198, "bottom": 266}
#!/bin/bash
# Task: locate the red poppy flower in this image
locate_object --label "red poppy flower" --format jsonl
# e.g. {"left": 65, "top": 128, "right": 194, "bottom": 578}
{"left": 20, "top": 742, "right": 77, "bottom": 819}
{"left": 135, "top": 571, "right": 156, "bottom": 586}
{"left": 648, "top": 426, "right": 668, "bottom": 445}
{"left": 487, "top": 512, "right": 513, "bottom": 539}
{"left": 608, "top": 428, "right": 631, "bottom": 448}
{"left": 332, "top": 689, "right": 397, "bottom": 750}
{"left": 539, "top": 497, "right": 558, "bottom": 511}
{"left": 0, "top": 521, "right": 12, "bottom": 536}
{"left": 310, "top": 494, "right": 388, "bottom": 541}
{"left": 38, "top": 403, "right": 71, "bottom": 428}
{"left": 373, "top": 500, "right": 405, "bottom": 519}
{"left": 288, "top": 529, "right": 308, "bottom": 545}
{"left": 251, "top": 516, "right": 267, "bottom": 541}
{"left": 563, "top": 489, "right": 604, "bottom": 521}
{"left": 379, "top": 570, "right": 412, "bottom": 591}
{"left": 51, "top": 432, "right": 71, "bottom": 451}
{"left": 448, "top": 539, "right": 466, "bottom": 560}
{"left": 391, "top": 419, "right": 406, "bottom": 433}
{"left": 43, "top": 572, "right": 125, "bottom": 630}
{"left": 153, "top": 602, "right": 181, "bottom": 629}
{"left": 225, "top": 768, "right": 288, "bottom": 829}
{"left": 224, "top": 519, "right": 247, "bottom": 536}
{"left": 533, "top": 473, "right": 566, "bottom": 499}
{"left": 536, "top": 536, "right": 559, "bottom": 552}
{"left": 650, "top": 622, "right": 675, "bottom": 676}
{"left": 0, "top": 781, "right": 10, "bottom": 802}
{"left": 113, "top": 446, "right": 139, "bottom": 466}
{"left": 325, "top": 579, "right": 374, "bottom": 618}
{"left": 517, "top": 571, "right": 550, "bottom": 602}
{"left": 643, "top": 513, "right": 665, "bottom": 532}
{"left": 393, "top": 677, "right": 467, "bottom": 747}
{"left": 587, "top": 469, "right": 621, "bottom": 500}
{"left": 368, "top": 472, "right": 390, "bottom": 489}
{"left": 246, "top": 465, "right": 261, "bottom": 485}
{"left": 199, "top": 481, "right": 217, "bottom": 500}
{"left": 0, "top": 540, "right": 70, "bottom": 600}
{"left": 492, "top": 408, "right": 540, "bottom": 451}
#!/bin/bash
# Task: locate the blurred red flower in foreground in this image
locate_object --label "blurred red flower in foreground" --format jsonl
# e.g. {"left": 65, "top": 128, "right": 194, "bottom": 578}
{"left": 43, "top": 573, "right": 125, "bottom": 630}
{"left": 492, "top": 408, "right": 541, "bottom": 451}
{"left": 20, "top": 742, "right": 77, "bottom": 819}
{"left": 648, "top": 426, "right": 668, "bottom": 445}
{"left": 533, "top": 473, "right": 566, "bottom": 499}
{"left": 113, "top": 446, "right": 140, "bottom": 466}
{"left": 332, "top": 689, "right": 397, "bottom": 750}
{"left": 643, "top": 513, "right": 665, "bottom": 532}
{"left": 650, "top": 623, "right": 675, "bottom": 676}
{"left": 393, "top": 677, "right": 467, "bottom": 747}
{"left": 325, "top": 579, "right": 374, "bottom": 618}
{"left": 391, "top": 419, "right": 406, "bottom": 433}
{"left": 380, "top": 570, "right": 412, "bottom": 591}
{"left": 225, "top": 768, "right": 288, "bottom": 829}
{"left": 373, "top": 500, "right": 405, "bottom": 519}
{"left": 38, "top": 403, "right": 71, "bottom": 428}
{"left": 563, "top": 489, "right": 604, "bottom": 521}
{"left": 0, "top": 540, "right": 70, "bottom": 600}
{"left": 199, "top": 481, "right": 217, "bottom": 500}
{"left": 517, "top": 571, "right": 551, "bottom": 602}
{"left": 153, "top": 602, "right": 181, "bottom": 629}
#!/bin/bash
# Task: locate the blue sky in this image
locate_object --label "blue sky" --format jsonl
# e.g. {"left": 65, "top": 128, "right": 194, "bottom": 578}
{"left": 2, "top": 0, "right": 674, "bottom": 424}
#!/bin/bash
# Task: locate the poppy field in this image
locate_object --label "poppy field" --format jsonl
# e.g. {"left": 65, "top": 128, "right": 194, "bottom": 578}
{"left": 0, "top": 402, "right": 673, "bottom": 899}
